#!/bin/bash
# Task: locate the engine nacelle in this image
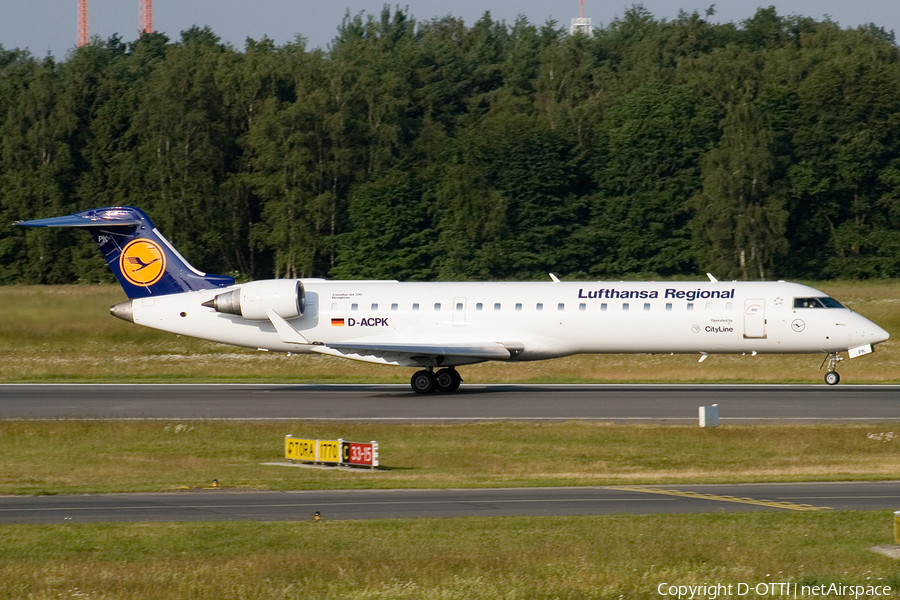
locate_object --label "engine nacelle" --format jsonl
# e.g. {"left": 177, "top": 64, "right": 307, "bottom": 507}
{"left": 203, "top": 279, "right": 305, "bottom": 321}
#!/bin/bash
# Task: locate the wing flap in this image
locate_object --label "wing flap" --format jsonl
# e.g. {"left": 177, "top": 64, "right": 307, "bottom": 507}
{"left": 325, "top": 341, "right": 516, "bottom": 360}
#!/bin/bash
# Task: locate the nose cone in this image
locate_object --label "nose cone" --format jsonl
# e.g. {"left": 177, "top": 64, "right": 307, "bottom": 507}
{"left": 856, "top": 312, "right": 890, "bottom": 345}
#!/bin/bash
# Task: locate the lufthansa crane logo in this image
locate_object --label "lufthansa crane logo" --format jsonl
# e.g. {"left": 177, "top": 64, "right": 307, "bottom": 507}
{"left": 119, "top": 239, "right": 166, "bottom": 287}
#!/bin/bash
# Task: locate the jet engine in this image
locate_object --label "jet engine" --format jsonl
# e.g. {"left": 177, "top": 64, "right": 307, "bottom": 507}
{"left": 202, "top": 280, "right": 305, "bottom": 320}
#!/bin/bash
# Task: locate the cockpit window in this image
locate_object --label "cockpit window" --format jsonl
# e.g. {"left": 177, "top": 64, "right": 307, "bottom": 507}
{"left": 793, "top": 297, "right": 844, "bottom": 309}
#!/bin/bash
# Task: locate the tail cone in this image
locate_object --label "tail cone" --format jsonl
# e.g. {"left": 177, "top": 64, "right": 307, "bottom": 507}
{"left": 110, "top": 301, "right": 134, "bottom": 323}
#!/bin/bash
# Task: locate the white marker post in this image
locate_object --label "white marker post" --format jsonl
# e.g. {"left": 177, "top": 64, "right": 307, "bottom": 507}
{"left": 699, "top": 404, "right": 719, "bottom": 428}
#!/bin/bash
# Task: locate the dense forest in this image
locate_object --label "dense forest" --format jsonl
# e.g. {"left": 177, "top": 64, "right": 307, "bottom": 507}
{"left": 1, "top": 6, "right": 899, "bottom": 284}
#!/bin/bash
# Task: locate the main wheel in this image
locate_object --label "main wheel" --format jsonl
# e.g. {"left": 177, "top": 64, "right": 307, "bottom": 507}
{"left": 824, "top": 371, "right": 840, "bottom": 386}
{"left": 411, "top": 370, "right": 438, "bottom": 394}
{"left": 435, "top": 368, "right": 462, "bottom": 393}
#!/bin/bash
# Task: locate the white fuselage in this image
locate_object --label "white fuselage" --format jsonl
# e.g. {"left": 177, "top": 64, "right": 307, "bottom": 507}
{"left": 127, "top": 280, "right": 889, "bottom": 367}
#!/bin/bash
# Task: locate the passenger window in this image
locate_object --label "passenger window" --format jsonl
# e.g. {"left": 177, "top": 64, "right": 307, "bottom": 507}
{"left": 579, "top": 303, "right": 586, "bottom": 311}
{"left": 351, "top": 303, "right": 358, "bottom": 311}
{"left": 476, "top": 303, "right": 483, "bottom": 311}
{"left": 371, "top": 303, "right": 378, "bottom": 311}
{"left": 456, "top": 303, "right": 463, "bottom": 311}
{"left": 558, "top": 303, "right": 565, "bottom": 311}
{"left": 494, "top": 303, "right": 501, "bottom": 311}
{"left": 516, "top": 303, "right": 522, "bottom": 311}
{"left": 434, "top": 303, "right": 441, "bottom": 311}
{"left": 643, "top": 303, "right": 650, "bottom": 311}
{"left": 665, "top": 303, "right": 672, "bottom": 311}
{"left": 705, "top": 302, "right": 712, "bottom": 312}
{"left": 622, "top": 303, "right": 629, "bottom": 311}
{"left": 331, "top": 303, "right": 338, "bottom": 311}
{"left": 687, "top": 303, "right": 694, "bottom": 312}
{"left": 412, "top": 303, "right": 419, "bottom": 311}
{"left": 725, "top": 302, "right": 733, "bottom": 311}
{"left": 536, "top": 303, "right": 543, "bottom": 311}
{"left": 601, "top": 303, "right": 607, "bottom": 311}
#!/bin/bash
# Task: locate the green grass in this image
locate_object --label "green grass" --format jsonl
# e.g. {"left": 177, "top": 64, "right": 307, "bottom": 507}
{"left": 3, "top": 284, "right": 899, "bottom": 597}
{"left": 0, "top": 282, "right": 898, "bottom": 383}
{"left": 2, "top": 421, "right": 900, "bottom": 494}
{"left": 1, "top": 512, "right": 898, "bottom": 599}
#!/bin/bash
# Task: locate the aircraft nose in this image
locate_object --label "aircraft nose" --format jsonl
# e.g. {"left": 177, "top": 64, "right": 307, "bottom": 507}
{"left": 847, "top": 313, "right": 890, "bottom": 346}
{"left": 858, "top": 313, "right": 891, "bottom": 345}
{"left": 872, "top": 323, "right": 890, "bottom": 345}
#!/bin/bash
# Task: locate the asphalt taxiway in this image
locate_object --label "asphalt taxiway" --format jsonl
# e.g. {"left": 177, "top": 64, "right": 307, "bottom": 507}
{"left": 1, "top": 481, "right": 898, "bottom": 524}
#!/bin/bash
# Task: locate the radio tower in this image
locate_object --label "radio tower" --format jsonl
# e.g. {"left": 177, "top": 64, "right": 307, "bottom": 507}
{"left": 77, "top": 0, "right": 89, "bottom": 47}
{"left": 139, "top": 0, "right": 154, "bottom": 35}
{"left": 570, "top": 0, "right": 592, "bottom": 35}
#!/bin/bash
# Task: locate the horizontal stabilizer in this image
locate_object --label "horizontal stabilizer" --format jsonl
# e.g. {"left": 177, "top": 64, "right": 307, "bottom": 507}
{"left": 17, "top": 208, "right": 142, "bottom": 229}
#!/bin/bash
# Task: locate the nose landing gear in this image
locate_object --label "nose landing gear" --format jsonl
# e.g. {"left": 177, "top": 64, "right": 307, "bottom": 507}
{"left": 410, "top": 368, "right": 462, "bottom": 394}
{"left": 822, "top": 351, "right": 843, "bottom": 386}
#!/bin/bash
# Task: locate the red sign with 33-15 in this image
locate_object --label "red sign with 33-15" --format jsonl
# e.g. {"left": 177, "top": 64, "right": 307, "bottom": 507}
{"left": 342, "top": 441, "right": 377, "bottom": 467}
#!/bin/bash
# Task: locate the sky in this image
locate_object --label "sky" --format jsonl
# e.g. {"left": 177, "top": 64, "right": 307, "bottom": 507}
{"left": 1, "top": 0, "right": 897, "bottom": 58}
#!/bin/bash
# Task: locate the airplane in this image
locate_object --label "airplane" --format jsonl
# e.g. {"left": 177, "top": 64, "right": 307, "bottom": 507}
{"left": 18, "top": 206, "right": 890, "bottom": 393}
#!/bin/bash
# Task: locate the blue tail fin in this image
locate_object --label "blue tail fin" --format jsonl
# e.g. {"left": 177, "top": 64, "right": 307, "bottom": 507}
{"left": 18, "top": 206, "right": 235, "bottom": 298}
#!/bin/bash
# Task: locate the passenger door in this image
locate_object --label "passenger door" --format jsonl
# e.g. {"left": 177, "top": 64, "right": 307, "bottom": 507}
{"left": 743, "top": 299, "right": 766, "bottom": 339}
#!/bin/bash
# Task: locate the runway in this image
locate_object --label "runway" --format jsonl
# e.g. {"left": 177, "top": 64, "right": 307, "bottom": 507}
{"left": 1, "top": 481, "right": 898, "bottom": 524}
{"left": 1, "top": 383, "right": 898, "bottom": 422}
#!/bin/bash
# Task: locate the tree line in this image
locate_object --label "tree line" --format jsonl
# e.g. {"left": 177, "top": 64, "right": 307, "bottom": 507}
{"left": 2, "top": 6, "right": 899, "bottom": 284}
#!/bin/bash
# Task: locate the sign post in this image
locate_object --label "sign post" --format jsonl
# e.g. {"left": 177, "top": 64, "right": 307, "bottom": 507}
{"left": 285, "top": 435, "right": 379, "bottom": 468}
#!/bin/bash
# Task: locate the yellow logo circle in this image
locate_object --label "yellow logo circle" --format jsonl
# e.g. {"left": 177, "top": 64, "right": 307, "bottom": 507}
{"left": 119, "top": 239, "right": 166, "bottom": 287}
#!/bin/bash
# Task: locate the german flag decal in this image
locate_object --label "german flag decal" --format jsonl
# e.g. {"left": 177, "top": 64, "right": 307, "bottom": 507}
{"left": 331, "top": 318, "right": 345, "bottom": 326}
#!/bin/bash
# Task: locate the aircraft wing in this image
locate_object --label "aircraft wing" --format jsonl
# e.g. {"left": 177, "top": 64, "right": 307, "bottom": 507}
{"left": 324, "top": 341, "right": 519, "bottom": 360}
{"left": 265, "top": 309, "right": 522, "bottom": 365}
{"left": 310, "top": 340, "right": 524, "bottom": 367}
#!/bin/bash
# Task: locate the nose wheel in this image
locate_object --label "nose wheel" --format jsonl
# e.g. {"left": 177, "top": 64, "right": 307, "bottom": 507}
{"left": 822, "top": 352, "right": 842, "bottom": 386}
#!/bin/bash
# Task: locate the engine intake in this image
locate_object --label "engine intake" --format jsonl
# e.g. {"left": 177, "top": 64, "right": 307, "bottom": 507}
{"left": 202, "top": 279, "right": 305, "bottom": 320}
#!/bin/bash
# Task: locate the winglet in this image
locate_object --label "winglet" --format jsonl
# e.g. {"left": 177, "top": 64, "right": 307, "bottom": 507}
{"left": 265, "top": 308, "right": 311, "bottom": 345}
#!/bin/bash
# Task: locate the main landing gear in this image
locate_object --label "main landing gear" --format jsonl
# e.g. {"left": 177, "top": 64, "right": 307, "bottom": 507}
{"left": 822, "top": 351, "right": 842, "bottom": 386}
{"left": 410, "top": 368, "right": 462, "bottom": 394}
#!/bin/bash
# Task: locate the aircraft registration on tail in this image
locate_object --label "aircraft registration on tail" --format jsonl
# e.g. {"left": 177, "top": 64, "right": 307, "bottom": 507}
{"left": 18, "top": 206, "right": 890, "bottom": 393}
